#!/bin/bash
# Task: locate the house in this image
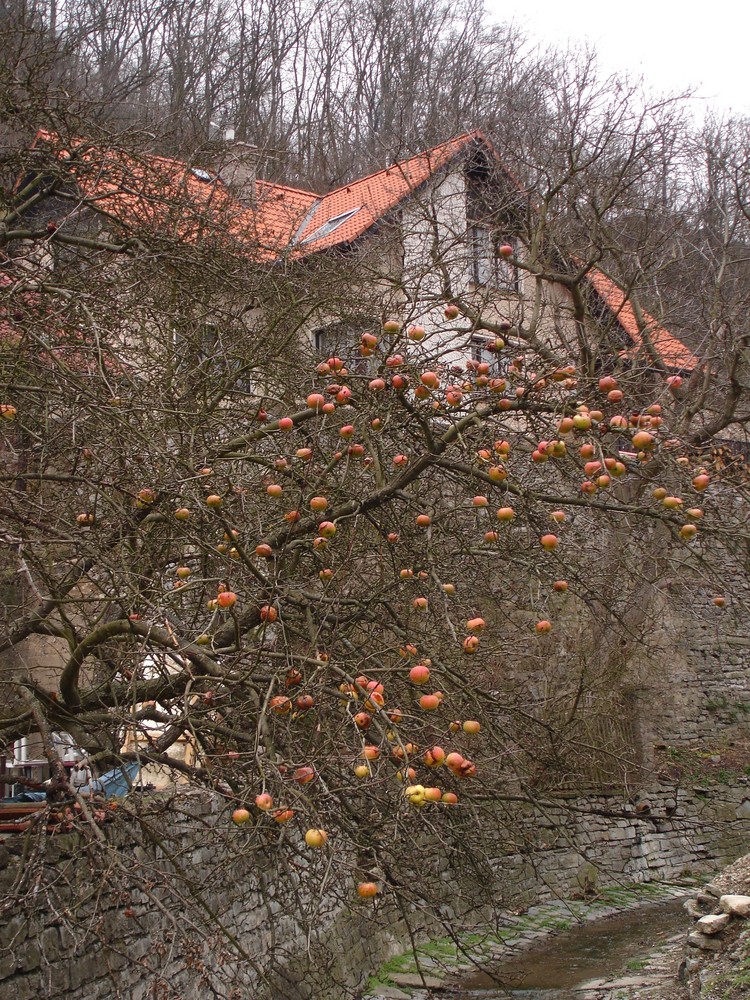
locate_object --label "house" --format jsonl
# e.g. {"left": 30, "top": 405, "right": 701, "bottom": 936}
{"left": 12, "top": 128, "right": 699, "bottom": 381}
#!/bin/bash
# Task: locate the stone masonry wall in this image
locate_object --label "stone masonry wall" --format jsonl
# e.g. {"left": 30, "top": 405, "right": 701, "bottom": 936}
{"left": 625, "top": 574, "right": 750, "bottom": 757}
{"left": 1, "top": 778, "right": 749, "bottom": 1000}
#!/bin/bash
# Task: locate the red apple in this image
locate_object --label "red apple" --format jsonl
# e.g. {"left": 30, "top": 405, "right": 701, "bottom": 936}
{"left": 357, "top": 882, "right": 379, "bottom": 898}
{"left": 419, "top": 693, "right": 440, "bottom": 711}
{"left": 423, "top": 746, "right": 446, "bottom": 767}
{"left": 269, "top": 696, "right": 291, "bottom": 714}
{"left": 632, "top": 431, "right": 654, "bottom": 450}
{"left": 409, "top": 664, "right": 431, "bottom": 684}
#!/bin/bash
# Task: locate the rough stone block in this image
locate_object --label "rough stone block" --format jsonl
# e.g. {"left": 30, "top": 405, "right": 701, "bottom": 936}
{"left": 720, "top": 894, "right": 750, "bottom": 917}
{"left": 696, "top": 912, "right": 731, "bottom": 935}
{"left": 688, "top": 931, "right": 723, "bottom": 952}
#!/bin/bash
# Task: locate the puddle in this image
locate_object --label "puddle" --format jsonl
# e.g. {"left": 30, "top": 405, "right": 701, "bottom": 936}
{"left": 451, "top": 895, "right": 686, "bottom": 998}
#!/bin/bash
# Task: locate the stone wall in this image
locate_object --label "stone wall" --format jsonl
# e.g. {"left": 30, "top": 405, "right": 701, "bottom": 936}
{"left": 2, "top": 778, "right": 749, "bottom": 1000}
{"left": 625, "top": 571, "right": 750, "bottom": 757}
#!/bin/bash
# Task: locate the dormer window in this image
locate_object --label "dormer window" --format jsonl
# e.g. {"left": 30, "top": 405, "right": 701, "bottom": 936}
{"left": 300, "top": 207, "right": 361, "bottom": 245}
{"left": 470, "top": 226, "right": 519, "bottom": 291}
{"left": 190, "top": 167, "right": 215, "bottom": 182}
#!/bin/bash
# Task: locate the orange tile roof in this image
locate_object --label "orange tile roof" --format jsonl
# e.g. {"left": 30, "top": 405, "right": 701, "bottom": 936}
{"left": 585, "top": 267, "right": 699, "bottom": 371}
{"left": 255, "top": 179, "right": 318, "bottom": 251}
{"left": 32, "top": 131, "right": 291, "bottom": 259}
{"left": 0, "top": 273, "right": 124, "bottom": 374}
{"left": 30, "top": 130, "right": 494, "bottom": 258}
{"left": 292, "top": 132, "right": 486, "bottom": 251}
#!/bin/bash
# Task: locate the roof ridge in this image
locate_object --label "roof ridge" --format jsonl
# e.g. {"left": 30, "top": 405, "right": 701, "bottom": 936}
{"left": 256, "top": 178, "right": 319, "bottom": 199}
{"left": 323, "top": 131, "right": 483, "bottom": 198}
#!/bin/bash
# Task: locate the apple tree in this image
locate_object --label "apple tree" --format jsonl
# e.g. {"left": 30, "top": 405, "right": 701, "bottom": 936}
{"left": 0, "top": 116, "right": 745, "bottom": 998}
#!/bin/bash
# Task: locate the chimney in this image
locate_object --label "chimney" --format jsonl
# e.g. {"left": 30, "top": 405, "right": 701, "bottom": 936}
{"left": 216, "top": 134, "right": 258, "bottom": 205}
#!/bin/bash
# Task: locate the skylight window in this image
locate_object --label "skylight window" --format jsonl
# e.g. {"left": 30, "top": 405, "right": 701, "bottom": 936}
{"left": 190, "top": 167, "right": 214, "bottom": 182}
{"left": 299, "top": 206, "right": 361, "bottom": 245}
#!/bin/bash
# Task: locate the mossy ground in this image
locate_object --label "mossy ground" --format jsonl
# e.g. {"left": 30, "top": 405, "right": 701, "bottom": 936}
{"left": 363, "top": 879, "right": 695, "bottom": 996}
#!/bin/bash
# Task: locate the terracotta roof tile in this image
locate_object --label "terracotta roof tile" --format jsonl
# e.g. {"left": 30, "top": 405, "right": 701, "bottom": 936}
{"left": 294, "top": 132, "right": 486, "bottom": 251}
{"left": 33, "top": 130, "right": 284, "bottom": 257}
{"left": 584, "top": 267, "right": 699, "bottom": 371}
{"left": 255, "top": 179, "right": 318, "bottom": 251}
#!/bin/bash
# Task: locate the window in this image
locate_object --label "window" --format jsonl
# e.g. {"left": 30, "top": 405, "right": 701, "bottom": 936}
{"left": 469, "top": 226, "right": 519, "bottom": 292}
{"left": 300, "top": 207, "right": 361, "bottom": 245}
{"left": 471, "top": 337, "right": 510, "bottom": 377}
{"left": 175, "top": 324, "right": 256, "bottom": 392}
{"left": 313, "top": 320, "right": 374, "bottom": 374}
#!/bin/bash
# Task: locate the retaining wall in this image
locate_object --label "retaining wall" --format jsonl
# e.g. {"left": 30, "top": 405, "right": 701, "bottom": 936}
{"left": 2, "top": 778, "right": 749, "bottom": 1000}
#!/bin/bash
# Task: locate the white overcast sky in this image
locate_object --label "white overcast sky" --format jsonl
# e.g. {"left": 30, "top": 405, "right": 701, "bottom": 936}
{"left": 485, "top": 1, "right": 750, "bottom": 117}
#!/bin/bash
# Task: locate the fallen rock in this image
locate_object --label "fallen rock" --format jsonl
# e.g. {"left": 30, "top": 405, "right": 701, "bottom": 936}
{"left": 695, "top": 913, "right": 731, "bottom": 935}
{"left": 719, "top": 894, "right": 750, "bottom": 917}
{"left": 684, "top": 898, "right": 705, "bottom": 919}
{"left": 688, "top": 931, "right": 723, "bottom": 952}
{"left": 389, "top": 972, "right": 445, "bottom": 988}
{"left": 604, "top": 976, "right": 660, "bottom": 988}
{"left": 364, "top": 989, "right": 411, "bottom": 1000}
